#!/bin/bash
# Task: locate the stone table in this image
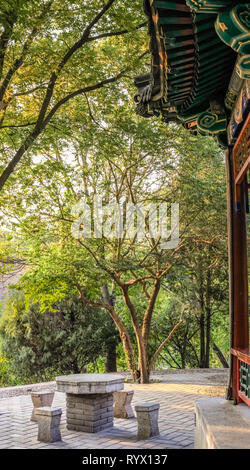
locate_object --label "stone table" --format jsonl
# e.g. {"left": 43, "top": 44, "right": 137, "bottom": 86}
{"left": 56, "top": 373, "right": 125, "bottom": 433}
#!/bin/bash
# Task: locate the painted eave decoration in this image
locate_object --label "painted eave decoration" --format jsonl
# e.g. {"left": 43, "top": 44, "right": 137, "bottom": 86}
{"left": 134, "top": 0, "right": 250, "bottom": 147}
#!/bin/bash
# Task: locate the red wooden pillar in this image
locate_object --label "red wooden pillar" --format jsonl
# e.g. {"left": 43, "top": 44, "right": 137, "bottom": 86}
{"left": 225, "top": 148, "right": 234, "bottom": 400}
{"left": 232, "top": 180, "right": 249, "bottom": 401}
{"left": 227, "top": 121, "right": 249, "bottom": 402}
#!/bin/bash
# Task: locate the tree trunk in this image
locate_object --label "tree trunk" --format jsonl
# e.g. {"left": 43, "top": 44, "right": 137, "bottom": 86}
{"left": 101, "top": 284, "right": 118, "bottom": 373}
{"left": 205, "top": 266, "right": 211, "bottom": 368}
{"left": 138, "top": 340, "right": 149, "bottom": 383}
{"left": 121, "top": 284, "right": 150, "bottom": 384}
{"left": 181, "top": 320, "right": 190, "bottom": 369}
{"left": 120, "top": 331, "right": 137, "bottom": 381}
{"left": 105, "top": 343, "right": 117, "bottom": 372}
{"left": 73, "top": 359, "right": 80, "bottom": 374}
{"left": 213, "top": 343, "right": 229, "bottom": 368}
{"left": 199, "top": 268, "right": 206, "bottom": 368}
{"left": 181, "top": 352, "right": 186, "bottom": 369}
{"left": 101, "top": 284, "right": 136, "bottom": 380}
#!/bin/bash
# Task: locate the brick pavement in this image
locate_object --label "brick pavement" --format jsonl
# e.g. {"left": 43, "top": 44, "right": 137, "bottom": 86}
{"left": 0, "top": 371, "right": 227, "bottom": 449}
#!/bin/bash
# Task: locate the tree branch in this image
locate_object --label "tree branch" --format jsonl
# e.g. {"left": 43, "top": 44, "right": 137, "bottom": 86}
{"left": 0, "top": 5, "right": 18, "bottom": 80}
{"left": 149, "top": 308, "right": 186, "bottom": 371}
{"left": 86, "top": 21, "right": 148, "bottom": 43}
{"left": 0, "top": 1, "right": 54, "bottom": 103}
{"left": 0, "top": 70, "right": 125, "bottom": 191}
{"left": 124, "top": 274, "right": 155, "bottom": 287}
{"left": 77, "top": 238, "right": 124, "bottom": 288}
{"left": 34, "top": 0, "right": 117, "bottom": 130}
{"left": 142, "top": 278, "right": 161, "bottom": 344}
{"left": 42, "top": 71, "right": 126, "bottom": 129}
{"left": 0, "top": 121, "right": 36, "bottom": 129}
{"left": 75, "top": 281, "right": 137, "bottom": 377}
{"left": 0, "top": 1, "right": 145, "bottom": 191}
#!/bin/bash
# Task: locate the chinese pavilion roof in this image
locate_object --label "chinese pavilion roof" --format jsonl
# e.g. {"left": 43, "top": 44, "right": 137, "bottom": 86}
{"left": 134, "top": 1, "right": 250, "bottom": 146}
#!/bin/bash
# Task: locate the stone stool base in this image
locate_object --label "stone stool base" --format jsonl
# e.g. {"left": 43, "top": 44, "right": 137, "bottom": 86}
{"left": 135, "top": 402, "right": 160, "bottom": 440}
{"left": 114, "top": 390, "right": 134, "bottom": 418}
{"left": 36, "top": 407, "right": 62, "bottom": 443}
{"left": 31, "top": 391, "right": 54, "bottom": 422}
{"left": 66, "top": 393, "right": 114, "bottom": 433}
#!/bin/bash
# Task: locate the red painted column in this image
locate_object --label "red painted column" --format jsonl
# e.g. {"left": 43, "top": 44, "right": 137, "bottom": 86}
{"left": 231, "top": 154, "right": 249, "bottom": 402}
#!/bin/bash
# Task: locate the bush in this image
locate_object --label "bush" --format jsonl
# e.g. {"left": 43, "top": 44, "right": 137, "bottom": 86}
{"left": 0, "top": 291, "right": 120, "bottom": 384}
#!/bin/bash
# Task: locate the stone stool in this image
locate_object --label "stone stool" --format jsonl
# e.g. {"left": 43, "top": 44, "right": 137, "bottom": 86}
{"left": 36, "top": 407, "right": 62, "bottom": 443}
{"left": 31, "top": 390, "right": 55, "bottom": 421}
{"left": 135, "top": 402, "right": 160, "bottom": 440}
{"left": 114, "top": 390, "right": 135, "bottom": 418}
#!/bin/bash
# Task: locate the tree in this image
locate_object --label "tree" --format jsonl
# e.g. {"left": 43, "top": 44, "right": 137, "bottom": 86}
{"left": 0, "top": 290, "right": 120, "bottom": 382}
{"left": 0, "top": 1, "right": 229, "bottom": 385}
{"left": 149, "top": 142, "right": 229, "bottom": 370}
{"left": 0, "top": 104, "right": 228, "bottom": 382}
{"left": 0, "top": 0, "right": 147, "bottom": 191}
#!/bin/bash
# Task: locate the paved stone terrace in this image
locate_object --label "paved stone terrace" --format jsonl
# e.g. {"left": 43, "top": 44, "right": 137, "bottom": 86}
{"left": 0, "top": 369, "right": 228, "bottom": 450}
